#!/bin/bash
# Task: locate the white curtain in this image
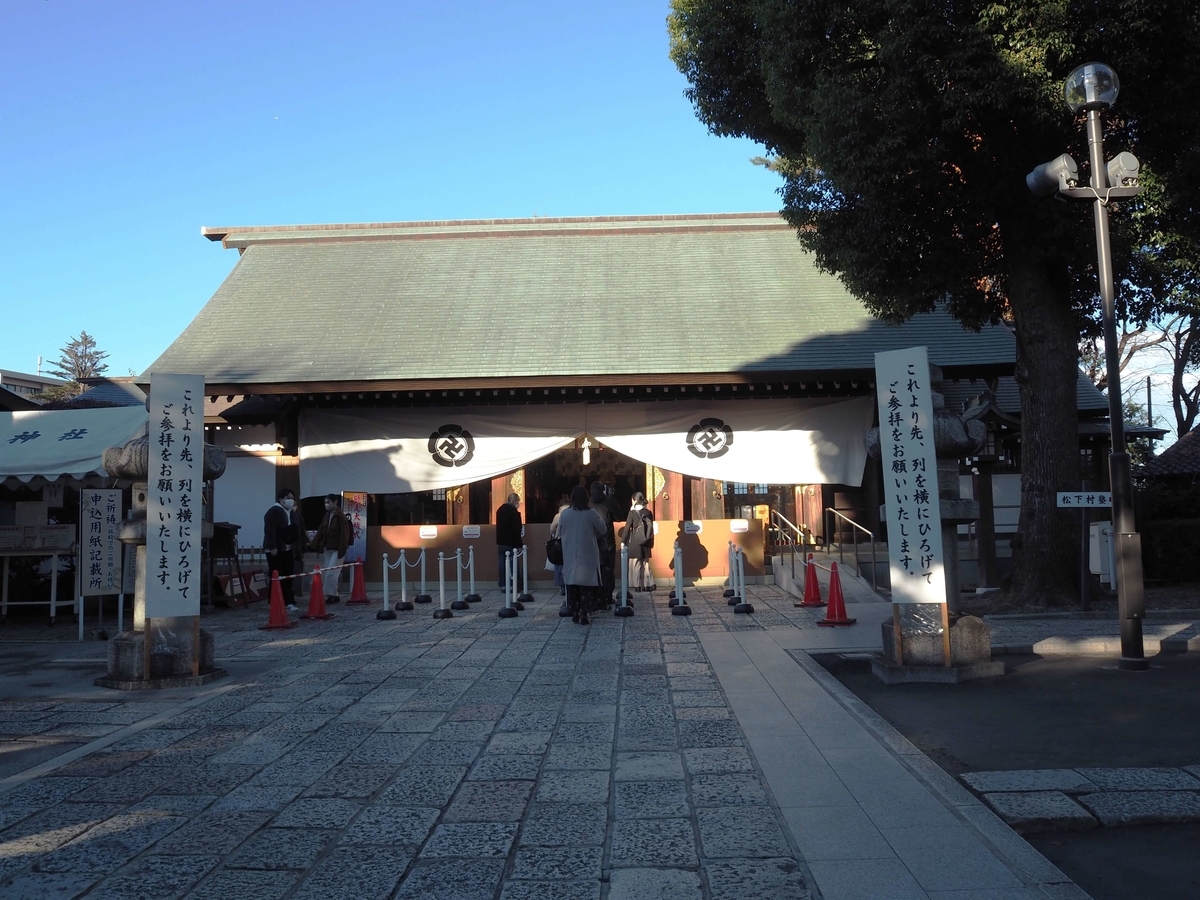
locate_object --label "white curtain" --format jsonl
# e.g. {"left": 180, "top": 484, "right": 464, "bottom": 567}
{"left": 298, "top": 397, "right": 872, "bottom": 496}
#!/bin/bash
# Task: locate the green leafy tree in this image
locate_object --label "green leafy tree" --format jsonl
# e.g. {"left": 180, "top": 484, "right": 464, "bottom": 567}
{"left": 669, "top": 1, "right": 1200, "bottom": 604}
{"left": 42, "top": 331, "right": 110, "bottom": 399}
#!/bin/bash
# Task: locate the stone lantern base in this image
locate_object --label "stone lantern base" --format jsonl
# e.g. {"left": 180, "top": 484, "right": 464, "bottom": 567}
{"left": 871, "top": 615, "right": 1004, "bottom": 684}
{"left": 94, "top": 629, "right": 226, "bottom": 691}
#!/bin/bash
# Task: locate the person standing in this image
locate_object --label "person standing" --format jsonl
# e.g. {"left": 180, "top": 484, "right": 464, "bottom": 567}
{"left": 263, "top": 488, "right": 305, "bottom": 611}
{"left": 549, "top": 495, "right": 570, "bottom": 596}
{"left": 589, "top": 482, "right": 616, "bottom": 606}
{"left": 624, "top": 491, "right": 656, "bottom": 592}
{"left": 495, "top": 492, "right": 524, "bottom": 592}
{"left": 559, "top": 485, "right": 606, "bottom": 624}
{"left": 310, "top": 493, "right": 349, "bottom": 605}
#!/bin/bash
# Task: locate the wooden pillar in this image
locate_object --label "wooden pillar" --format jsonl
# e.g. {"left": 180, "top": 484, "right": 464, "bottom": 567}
{"left": 973, "top": 463, "right": 998, "bottom": 588}
{"left": 648, "top": 465, "right": 683, "bottom": 522}
{"left": 490, "top": 470, "right": 525, "bottom": 522}
{"left": 447, "top": 486, "right": 469, "bottom": 526}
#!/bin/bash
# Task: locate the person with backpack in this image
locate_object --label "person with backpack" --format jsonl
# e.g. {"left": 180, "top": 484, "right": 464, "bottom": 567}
{"left": 623, "top": 491, "right": 656, "bottom": 592}
{"left": 310, "top": 493, "right": 350, "bottom": 605}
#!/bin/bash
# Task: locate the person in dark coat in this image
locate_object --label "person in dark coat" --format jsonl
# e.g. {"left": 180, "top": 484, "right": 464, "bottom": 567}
{"left": 495, "top": 492, "right": 524, "bottom": 591}
{"left": 559, "top": 485, "right": 606, "bottom": 624}
{"left": 263, "top": 488, "right": 305, "bottom": 611}
{"left": 310, "top": 493, "right": 349, "bottom": 604}
{"left": 623, "top": 491, "right": 656, "bottom": 592}
{"left": 589, "top": 482, "right": 616, "bottom": 605}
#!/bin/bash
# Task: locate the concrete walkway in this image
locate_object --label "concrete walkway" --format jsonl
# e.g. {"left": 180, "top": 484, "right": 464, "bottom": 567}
{"left": 0, "top": 581, "right": 1120, "bottom": 899}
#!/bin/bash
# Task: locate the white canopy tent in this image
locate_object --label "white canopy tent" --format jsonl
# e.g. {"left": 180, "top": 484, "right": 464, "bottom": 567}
{"left": 298, "top": 397, "right": 874, "bottom": 497}
{"left": 0, "top": 407, "right": 147, "bottom": 489}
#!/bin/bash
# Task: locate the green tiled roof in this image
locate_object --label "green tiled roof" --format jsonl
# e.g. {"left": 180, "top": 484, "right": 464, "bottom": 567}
{"left": 147, "top": 213, "right": 1015, "bottom": 386}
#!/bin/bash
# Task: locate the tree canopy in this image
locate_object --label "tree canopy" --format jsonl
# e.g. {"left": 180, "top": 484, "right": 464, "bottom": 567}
{"left": 669, "top": 0, "right": 1200, "bottom": 603}
{"left": 43, "top": 331, "right": 110, "bottom": 399}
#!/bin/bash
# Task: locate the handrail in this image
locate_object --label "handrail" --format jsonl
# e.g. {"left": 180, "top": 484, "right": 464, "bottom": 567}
{"left": 824, "top": 507, "right": 879, "bottom": 594}
{"left": 769, "top": 509, "right": 809, "bottom": 579}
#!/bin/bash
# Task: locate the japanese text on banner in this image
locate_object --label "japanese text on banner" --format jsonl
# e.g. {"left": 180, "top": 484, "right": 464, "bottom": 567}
{"left": 145, "top": 374, "right": 204, "bottom": 617}
{"left": 79, "top": 489, "right": 122, "bottom": 595}
{"left": 874, "top": 347, "right": 946, "bottom": 604}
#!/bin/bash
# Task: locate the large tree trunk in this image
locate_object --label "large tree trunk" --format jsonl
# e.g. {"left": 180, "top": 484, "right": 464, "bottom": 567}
{"left": 1006, "top": 257, "right": 1081, "bottom": 606}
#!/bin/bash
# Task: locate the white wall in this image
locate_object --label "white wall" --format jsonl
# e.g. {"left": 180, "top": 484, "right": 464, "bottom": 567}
{"left": 212, "top": 426, "right": 278, "bottom": 548}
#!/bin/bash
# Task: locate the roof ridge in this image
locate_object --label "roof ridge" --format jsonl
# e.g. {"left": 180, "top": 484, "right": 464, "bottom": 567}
{"left": 202, "top": 212, "right": 784, "bottom": 242}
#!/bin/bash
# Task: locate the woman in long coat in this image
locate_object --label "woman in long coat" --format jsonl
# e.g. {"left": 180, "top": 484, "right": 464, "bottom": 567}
{"left": 623, "top": 491, "right": 656, "bottom": 592}
{"left": 558, "top": 484, "right": 606, "bottom": 624}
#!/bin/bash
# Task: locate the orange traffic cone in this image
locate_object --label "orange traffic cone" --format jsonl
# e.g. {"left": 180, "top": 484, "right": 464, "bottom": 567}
{"left": 796, "top": 553, "right": 825, "bottom": 608}
{"left": 347, "top": 562, "right": 369, "bottom": 605}
{"left": 259, "top": 571, "right": 299, "bottom": 630}
{"left": 302, "top": 568, "right": 335, "bottom": 620}
{"left": 817, "top": 562, "right": 856, "bottom": 626}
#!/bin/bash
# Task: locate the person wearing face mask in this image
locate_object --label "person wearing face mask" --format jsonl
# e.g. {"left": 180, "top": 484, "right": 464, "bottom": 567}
{"left": 310, "top": 493, "right": 349, "bottom": 605}
{"left": 264, "top": 489, "right": 306, "bottom": 611}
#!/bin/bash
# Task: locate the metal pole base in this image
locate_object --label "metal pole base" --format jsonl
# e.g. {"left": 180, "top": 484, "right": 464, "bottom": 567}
{"left": 396, "top": 600, "right": 415, "bottom": 611}
{"left": 1118, "top": 657, "right": 1150, "bottom": 671}
{"left": 414, "top": 594, "right": 433, "bottom": 604}
{"left": 450, "top": 599, "right": 469, "bottom": 610}
{"left": 727, "top": 596, "right": 740, "bottom": 606}
{"left": 513, "top": 600, "right": 525, "bottom": 611}
{"left": 614, "top": 605, "right": 634, "bottom": 617}
{"left": 733, "top": 603, "right": 754, "bottom": 615}
{"left": 432, "top": 608, "right": 454, "bottom": 620}
{"left": 723, "top": 589, "right": 736, "bottom": 597}
{"left": 517, "top": 592, "right": 533, "bottom": 604}
{"left": 376, "top": 609, "right": 397, "bottom": 620}
{"left": 464, "top": 594, "right": 482, "bottom": 603}
{"left": 669, "top": 590, "right": 685, "bottom": 600}
{"left": 558, "top": 602, "right": 572, "bottom": 617}
{"left": 670, "top": 605, "right": 692, "bottom": 616}
{"left": 498, "top": 607, "right": 519, "bottom": 619}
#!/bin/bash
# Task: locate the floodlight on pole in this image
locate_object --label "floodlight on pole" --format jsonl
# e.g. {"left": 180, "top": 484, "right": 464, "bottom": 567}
{"left": 1026, "top": 62, "right": 1148, "bottom": 670}
{"left": 1026, "top": 153, "right": 1080, "bottom": 197}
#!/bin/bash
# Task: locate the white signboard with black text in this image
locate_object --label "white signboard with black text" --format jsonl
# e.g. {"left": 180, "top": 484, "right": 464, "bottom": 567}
{"left": 80, "top": 489, "right": 122, "bottom": 596}
{"left": 146, "top": 374, "right": 203, "bottom": 617}
{"left": 875, "top": 347, "right": 946, "bottom": 604}
{"left": 1057, "top": 492, "right": 1112, "bottom": 508}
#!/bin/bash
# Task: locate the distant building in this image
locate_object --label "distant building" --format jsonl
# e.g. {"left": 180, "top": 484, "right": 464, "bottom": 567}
{"left": 0, "top": 369, "right": 67, "bottom": 400}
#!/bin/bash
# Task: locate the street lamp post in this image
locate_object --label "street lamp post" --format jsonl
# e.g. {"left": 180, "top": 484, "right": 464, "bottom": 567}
{"left": 1027, "top": 62, "right": 1148, "bottom": 670}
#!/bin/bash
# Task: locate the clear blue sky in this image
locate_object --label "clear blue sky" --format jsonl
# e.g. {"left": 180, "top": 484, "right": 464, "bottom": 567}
{"left": 0, "top": 0, "right": 778, "bottom": 378}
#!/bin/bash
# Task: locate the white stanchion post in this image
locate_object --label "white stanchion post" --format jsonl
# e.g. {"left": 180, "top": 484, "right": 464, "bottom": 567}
{"left": 396, "top": 549, "right": 414, "bottom": 611}
{"left": 451, "top": 549, "right": 468, "bottom": 610}
{"left": 513, "top": 548, "right": 526, "bottom": 611}
{"left": 733, "top": 544, "right": 754, "bottom": 614}
{"left": 499, "top": 550, "right": 518, "bottom": 618}
{"left": 724, "top": 542, "right": 737, "bottom": 600}
{"left": 465, "top": 546, "right": 481, "bottom": 602}
{"left": 518, "top": 545, "right": 533, "bottom": 605}
{"left": 671, "top": 540, "right": 691, "bottom": 616}
{"left": 616, "top": 542, "right": 633, "bottom": 617}
{"left": 433, "top": 552, "right": 452, "bottom": 619}
{"left": 415, "top": 548, "right": 431, "bottom": 603}
{"left": 378, "top": 553, "right": 397, "bottom": 620}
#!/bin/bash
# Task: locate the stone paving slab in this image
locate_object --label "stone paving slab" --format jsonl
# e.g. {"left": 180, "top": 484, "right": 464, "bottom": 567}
{"left": 1077, "top": 789, "right": 1200, "bottom": 826}
{"left": 961, "top": 769, "right": 1100, "bottom": 794}
{"left": 981, "top": 791, "right": 1099, "bottom": 834}
{"left": 1073, "top": 766, "right": 1200, "bottom": 791}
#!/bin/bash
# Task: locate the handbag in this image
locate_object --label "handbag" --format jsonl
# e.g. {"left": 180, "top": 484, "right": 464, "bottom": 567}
{"left": 545, "top": 536, "right": 563, "bottom": 566}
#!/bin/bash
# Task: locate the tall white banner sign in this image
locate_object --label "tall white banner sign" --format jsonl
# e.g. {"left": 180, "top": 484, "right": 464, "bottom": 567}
{"left": 874, "top": 348, "right": 946, "bottom": 604}
{"left": 147, "top": 374, "right": 204, "bottom": 617}
{"left": 80, "top": 489, "right": 122, "bottom": 596}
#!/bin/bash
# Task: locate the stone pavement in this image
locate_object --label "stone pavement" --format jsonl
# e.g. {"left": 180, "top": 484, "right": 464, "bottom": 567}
{"left": 0, "top": 581, "right": 1113, "bottom": 900}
